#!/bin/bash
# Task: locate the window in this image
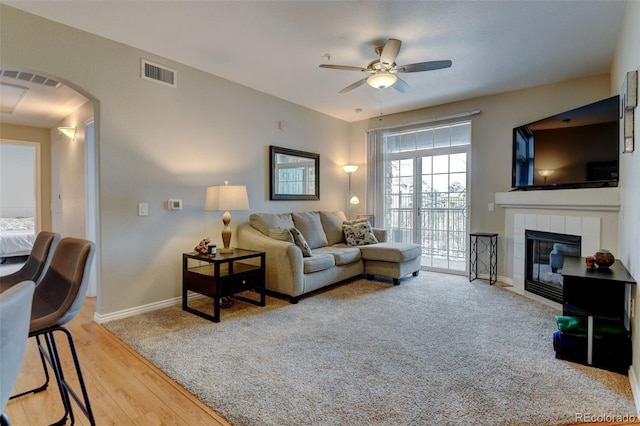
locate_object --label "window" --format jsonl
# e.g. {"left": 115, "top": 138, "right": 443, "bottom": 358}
{"left": 374, "top": 121, "right": 471, "bottom": 273}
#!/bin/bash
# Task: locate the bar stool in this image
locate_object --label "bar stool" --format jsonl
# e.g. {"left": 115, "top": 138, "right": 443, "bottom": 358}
{"left": 12, "top": 238, "right": 96, "bottom": 426}
{"left": 0, "top": 280, "right": 35, "bottom": 426}
{"left": 0, "top": 231, "right": 60, "bottom": 292}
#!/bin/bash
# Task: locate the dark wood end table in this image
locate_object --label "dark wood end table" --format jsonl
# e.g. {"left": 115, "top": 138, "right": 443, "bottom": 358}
{"left": 561, "top": 256, "right": 636, "bottom": 368}
{"left": 182, "top": 248, "right": 265, "bottom": 323}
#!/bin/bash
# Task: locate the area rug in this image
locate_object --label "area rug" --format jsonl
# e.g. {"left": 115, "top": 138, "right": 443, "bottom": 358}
{"left": 104, "top": 272, "right": 637, "bottom": 426}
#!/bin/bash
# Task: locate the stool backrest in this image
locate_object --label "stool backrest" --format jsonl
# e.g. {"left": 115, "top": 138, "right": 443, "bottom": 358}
{"left": 30, "top": 238, "right": 95, "bottom": 332}
{"left": 0, "top": 232, "right": 61, "bottom": 292}
{"left": 0, "top": 280, "right": 35, "bottom": 412}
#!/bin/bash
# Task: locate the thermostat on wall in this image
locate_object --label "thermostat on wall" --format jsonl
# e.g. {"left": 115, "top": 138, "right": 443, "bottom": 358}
{"left": 168, "top": 199, "right": 182, "bottom": 210}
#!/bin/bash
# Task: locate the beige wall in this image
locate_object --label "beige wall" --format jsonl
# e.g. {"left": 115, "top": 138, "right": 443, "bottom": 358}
{"left": 349, "top": 74, "right": 611, "bottom": 278}
{"left": 0, "top": 123, "right": 52, "bottom": 230}
{"left": 610, "top": 0, "right": 640, "bottom": 390}
{"left": 0, "top": 5, "right": 351, "bottom": 315}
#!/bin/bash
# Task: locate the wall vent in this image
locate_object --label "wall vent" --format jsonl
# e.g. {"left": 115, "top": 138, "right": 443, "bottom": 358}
{"left": 0, "top": 69, "right": 62, "bottom": 88}
{"left": 141, "top": 59, "right": 176, "bottom": 87}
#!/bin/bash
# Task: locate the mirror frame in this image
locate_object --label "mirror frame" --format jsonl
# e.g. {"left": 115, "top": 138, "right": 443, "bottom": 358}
{"left": 269, "top": 145, "right": 320, "bottom": 200}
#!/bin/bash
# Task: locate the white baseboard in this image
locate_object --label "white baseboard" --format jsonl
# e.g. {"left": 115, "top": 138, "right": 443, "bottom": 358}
{"left": 94, "top": 293, "right": 203, "bottom": 324}
{"left": 628, "top": 365, "right": 640, "bottom": 415}
{"left": 499, "top": 275, "right": 512, "bottom": 285}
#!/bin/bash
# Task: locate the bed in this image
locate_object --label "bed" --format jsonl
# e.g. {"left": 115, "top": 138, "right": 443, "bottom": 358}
{"left": 0, "top": 216, "right": 35, "bottom": 262}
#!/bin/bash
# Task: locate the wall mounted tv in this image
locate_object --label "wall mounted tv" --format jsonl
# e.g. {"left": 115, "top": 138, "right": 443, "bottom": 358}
{"left": 512, "top": 95, "right": 619, "bottom": 190}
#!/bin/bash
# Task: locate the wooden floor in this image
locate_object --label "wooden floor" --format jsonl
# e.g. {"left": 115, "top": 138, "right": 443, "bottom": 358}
{"left": 4, "top": 297, "right": 639, "bottom": 426}
{"left": 4, "top": 298, "right": 231, "bottom": 425}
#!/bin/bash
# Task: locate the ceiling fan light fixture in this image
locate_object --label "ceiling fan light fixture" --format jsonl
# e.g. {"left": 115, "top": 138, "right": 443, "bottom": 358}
{"left": 367, "top": 72, "right": 397, "bottom": 89}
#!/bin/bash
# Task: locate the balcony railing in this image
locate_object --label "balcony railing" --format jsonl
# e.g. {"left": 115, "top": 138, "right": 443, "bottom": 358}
{"left": 385, "top": 192, "right": 467, "bottom": 265}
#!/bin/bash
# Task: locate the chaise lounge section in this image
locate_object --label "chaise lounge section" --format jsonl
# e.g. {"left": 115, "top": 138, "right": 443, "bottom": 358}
{"left": 237, "top": 211, "right": 421, "bottom": 303}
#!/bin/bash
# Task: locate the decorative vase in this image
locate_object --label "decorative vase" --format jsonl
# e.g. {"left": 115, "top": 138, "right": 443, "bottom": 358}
{"left": 593, "top": 249, "right": 615, "bottom": 268}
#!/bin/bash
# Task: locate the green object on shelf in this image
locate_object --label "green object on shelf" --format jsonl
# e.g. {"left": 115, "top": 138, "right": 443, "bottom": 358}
{"left": 556, "top": 316, "right": 587, "bottom": 335}
{"left": 556, "top": 315, "right": 628, "bottom": 338}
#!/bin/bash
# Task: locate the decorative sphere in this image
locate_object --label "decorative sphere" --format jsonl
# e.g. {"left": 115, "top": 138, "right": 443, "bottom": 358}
{"left": 593, "top": 249, "right": 615, "bottom": 268}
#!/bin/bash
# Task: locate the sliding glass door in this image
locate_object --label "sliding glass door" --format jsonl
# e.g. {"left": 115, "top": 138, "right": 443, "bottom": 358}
{"left": 381, "top": 122, "right": 470, "bottom": 274}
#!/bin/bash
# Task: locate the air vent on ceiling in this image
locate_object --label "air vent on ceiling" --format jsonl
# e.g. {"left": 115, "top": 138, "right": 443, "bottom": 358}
{"left": 141, "top": 59, "right": 176, "bottom": 88}
{"left": 0, "top": 69, "right": 62, "bottom": 88}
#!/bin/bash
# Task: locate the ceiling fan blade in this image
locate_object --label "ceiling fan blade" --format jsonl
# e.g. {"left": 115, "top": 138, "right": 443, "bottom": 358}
{"left": 392, "top": 77, "right": 410, "bottom": 93}
{"left": 380, "top": 39, "right": 402, "bottom": 66}
{"left": 397, "top": 60, "right": 452, "bottom": 73}
{"left": 319, "top": 64, "right": 366, "bottom": 72}
{"left": 339, "top": 78, "right": 368, "bottom": 93}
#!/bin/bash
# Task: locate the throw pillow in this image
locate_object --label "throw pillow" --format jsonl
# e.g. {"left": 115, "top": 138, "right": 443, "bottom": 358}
{"left": 342, "top": 217, "right": 370, "bottom": 226}
{"left": 342, "top": 219, "right": 378, "bottom": 247}
{"left": 289, "top": 227, "right": 313, "bottom": 257}
{"left": 291, "top": 212, "right": 329, "bottom": 249}
{"left": 267, "top": 227, "right": 294, "bottom": 243}
{"left": 250, "top": 213, "right": 294, "bottom": 236}
{"left": 320, "top": 211, "right": 347, "bottom": 245}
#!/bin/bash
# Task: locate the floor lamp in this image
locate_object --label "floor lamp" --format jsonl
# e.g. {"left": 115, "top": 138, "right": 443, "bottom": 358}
{"left": 538, "top": 169, "right": 554, "bottom": 184}
{"left": 343, "top": 165, "right": 360, "bottom": 219}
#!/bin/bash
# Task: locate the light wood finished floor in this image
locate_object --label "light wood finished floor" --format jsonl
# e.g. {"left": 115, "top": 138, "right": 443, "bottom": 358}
{"left": 4, "top": 297, "right": 230, "bottom": 425}
{"left": 4, "top": 297, "right": 639, "bottom": 426}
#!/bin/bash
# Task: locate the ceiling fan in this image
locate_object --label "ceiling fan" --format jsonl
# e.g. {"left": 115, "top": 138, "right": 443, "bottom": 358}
{"left": 319, "top": 38, "right": 452, "bottom": 94}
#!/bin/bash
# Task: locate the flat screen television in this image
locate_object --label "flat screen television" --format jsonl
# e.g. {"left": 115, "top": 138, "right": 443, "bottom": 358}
{"left": 511, "top": 95, "right": 619, "bottom": 190}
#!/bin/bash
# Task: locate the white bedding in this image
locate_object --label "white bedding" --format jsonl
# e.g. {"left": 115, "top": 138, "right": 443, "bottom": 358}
{"left": 0, "top": 217, "right": 35, "bottom": 258}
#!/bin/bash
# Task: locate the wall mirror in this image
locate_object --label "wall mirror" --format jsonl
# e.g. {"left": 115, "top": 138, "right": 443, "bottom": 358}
{"left": 270, "top": 145, "right": 319, "bottom": 200}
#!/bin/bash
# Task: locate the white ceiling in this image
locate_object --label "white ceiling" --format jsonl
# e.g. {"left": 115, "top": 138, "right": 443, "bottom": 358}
{"left": 1, "top": 1, "right": 628, "bottom": 126}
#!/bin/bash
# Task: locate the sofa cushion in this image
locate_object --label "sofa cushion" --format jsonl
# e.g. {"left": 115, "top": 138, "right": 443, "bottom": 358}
{"left": 314, "top": 245, "right": 361, "bottom": 266}
{"left": 250, "top": 213, "right": 294, "bottom": 235}
{"left": 292, "top": 212, "right": 329, "bottom": 249}
{"left": 303, "top": 253, "right": 335, "bottom": 273}
{"left": 359, "top": 242, "right": 421, "bottom": 262}
{"left": 267, "top": 227, "right": 294, "bottom": 243}
{"left": 343, "top": 219, "right": 378, "bottom": 246}
{"left": 320, "top": 211, "right": 347, "bottom": 245}
{"left": 289, "top": 227, "right": 313, "bottom": 257}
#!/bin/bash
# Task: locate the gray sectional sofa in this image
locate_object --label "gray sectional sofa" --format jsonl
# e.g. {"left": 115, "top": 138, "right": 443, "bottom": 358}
{"left": 236, "top": 211, "right": 421, "bottom": 303}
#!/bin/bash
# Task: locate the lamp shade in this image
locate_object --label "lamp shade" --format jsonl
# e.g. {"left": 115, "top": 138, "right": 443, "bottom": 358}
{"left": 367, "top": 72, "right": 397, "bottom": 89}
{"left": 205, "top": 184, "right": 249, "bottom": 212}
{"left": 342, "top": 164, "right": 358, "bottom": 174}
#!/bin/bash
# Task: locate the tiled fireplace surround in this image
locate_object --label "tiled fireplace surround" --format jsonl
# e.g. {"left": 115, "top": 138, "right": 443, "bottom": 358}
{"left": 495, "top": 188, "right": 621, "bottom": 306}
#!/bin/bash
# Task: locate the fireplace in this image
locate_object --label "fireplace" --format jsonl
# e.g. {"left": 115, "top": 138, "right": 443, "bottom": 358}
{"left": 525, "top": 230, "right": 581, "bottom": 303}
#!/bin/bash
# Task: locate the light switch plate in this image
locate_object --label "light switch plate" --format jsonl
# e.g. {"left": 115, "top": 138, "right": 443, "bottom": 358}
{"left": 138, "top": 203, "right": 148, "bottom": 216}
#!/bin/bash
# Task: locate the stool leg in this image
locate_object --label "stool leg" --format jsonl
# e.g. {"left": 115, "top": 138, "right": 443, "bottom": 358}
{"left": 57, "top": 327, "right": 96, "bottom": 425}
{"left": 49, "top": 327, "right": 96, "bottom": 426}
{"left": 26, "top": 327, "right": 96, "bottom": 426}
{"left": 10, "top": 335, "right": 51, "bottom": 400}
{"left": 43, "top": 331, "right": 74, "bottom": 426}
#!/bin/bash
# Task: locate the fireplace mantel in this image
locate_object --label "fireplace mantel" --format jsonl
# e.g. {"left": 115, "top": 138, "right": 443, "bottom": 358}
{"left": 495, "top": 187, "right": 620, "bottom": 212}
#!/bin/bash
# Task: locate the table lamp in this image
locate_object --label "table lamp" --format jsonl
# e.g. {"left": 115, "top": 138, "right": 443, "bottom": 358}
{"left": 205, "top": 181, "right": 249, "bottom": 253}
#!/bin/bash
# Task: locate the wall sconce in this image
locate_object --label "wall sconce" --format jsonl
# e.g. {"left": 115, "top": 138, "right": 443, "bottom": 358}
{"left": 205, "top": 181, "right": 250, "bottom": 253}
{"left": 57, "top": 126, "right": 76, "bottom": 140}
{"left": 538, "top": 169, "right": 554, "bottom": 184}
{"left": 367, "top": 72, "right": 397, "bottom": 89}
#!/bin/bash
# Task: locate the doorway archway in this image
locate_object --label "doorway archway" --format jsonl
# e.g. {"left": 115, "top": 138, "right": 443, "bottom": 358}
{"left": 0, "top": 66, "right": 101, "bottom": 312}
